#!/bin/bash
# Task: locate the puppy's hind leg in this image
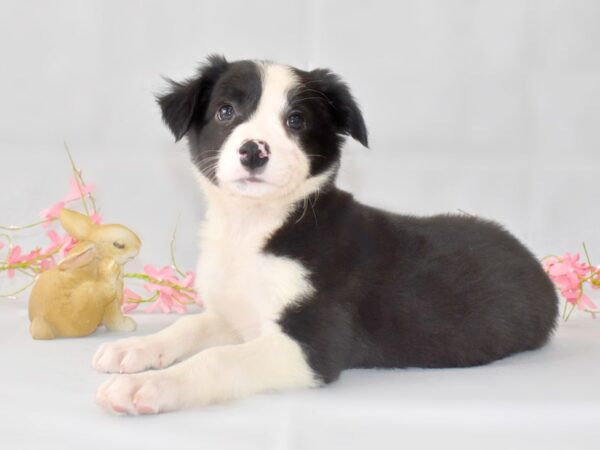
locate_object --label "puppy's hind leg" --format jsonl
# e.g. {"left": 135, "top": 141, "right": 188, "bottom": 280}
{"left": 92, "top": 311, "right": 241, "bottom": 374}
{"left": 96, "top": 331, "right": 319, "bottom": 415}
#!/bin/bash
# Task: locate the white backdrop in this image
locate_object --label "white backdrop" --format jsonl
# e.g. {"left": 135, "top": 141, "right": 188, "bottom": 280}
{"left": 1, "top": 0, "right": 599, "bottom": 269}
{"left": 1, "top": 1, "right": 599, "bottom": 449}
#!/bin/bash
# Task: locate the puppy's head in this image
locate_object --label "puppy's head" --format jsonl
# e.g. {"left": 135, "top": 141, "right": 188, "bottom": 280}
{"left": 157, "top": 55, "right": 368, "bottom": 200}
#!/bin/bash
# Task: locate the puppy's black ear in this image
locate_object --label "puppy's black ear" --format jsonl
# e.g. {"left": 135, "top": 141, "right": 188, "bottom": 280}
{"left": 156, "top": 54, "right": 229, "bottom": 142}
{"left": 309, "top": 69, "right": 369, "bottom": 148}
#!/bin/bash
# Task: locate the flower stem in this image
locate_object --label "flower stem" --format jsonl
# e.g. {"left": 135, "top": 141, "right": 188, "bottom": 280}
{"left": 123, "top": 272, "right": 196, "bottom": 293}
{"left": 64, "top": 141, "right": 91, "bottom": 216}
{"left": 170, "top": 217, "right": 187, "bottom": 278}
{"left": 582, "top": 242, "right": 593, "bottom": 266}
{"left": 0, "top": 220, "right": 51, "bottom": 231}
{"left": 565, "top": 302, "right": 577, "bottom": 321}
{"left": 0, "top": 246, "right": 61, "bottom": 273}
{"left": 126, "top": 292, "right": 160, "bottom": 304}
{"left": 456, "top": 209, "right": 475, "bottom": 217}
{"left": 562, "top": 300, "right": 569, "bottom": 321}
{"left": 0, "top": 277, "right": 37, "bottom": 298}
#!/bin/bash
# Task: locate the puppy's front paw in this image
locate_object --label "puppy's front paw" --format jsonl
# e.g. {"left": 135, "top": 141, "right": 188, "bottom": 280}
{"left": 92, "top": 337, "right": 175, "bottom": 374}
{"left": 96, "top": 372, "right": 181, "bottom": 415}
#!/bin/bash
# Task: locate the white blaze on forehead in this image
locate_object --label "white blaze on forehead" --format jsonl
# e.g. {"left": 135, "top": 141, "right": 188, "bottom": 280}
{"left": 254, "top": 63, "right": 298, "bottom": 122}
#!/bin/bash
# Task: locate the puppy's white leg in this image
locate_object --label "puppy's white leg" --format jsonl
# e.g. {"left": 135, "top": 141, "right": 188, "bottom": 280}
{"left": 96, "top": 331, "right": 318, "bottom": 415}
{"left": 92, "top": 311, "right": 241, "bottom": 374}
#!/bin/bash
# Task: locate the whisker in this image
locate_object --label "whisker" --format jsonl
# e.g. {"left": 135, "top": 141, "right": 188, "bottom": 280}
{"left": 294, "top": 197, "right": 309, "bottom": 224}
{"left": 310, "top": 189, "right": 320, "bottom": 227}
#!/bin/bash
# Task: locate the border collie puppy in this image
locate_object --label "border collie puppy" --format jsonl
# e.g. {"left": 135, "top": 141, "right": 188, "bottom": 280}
{"left": 93, "top": 55, "right": 558, "bottom": 415}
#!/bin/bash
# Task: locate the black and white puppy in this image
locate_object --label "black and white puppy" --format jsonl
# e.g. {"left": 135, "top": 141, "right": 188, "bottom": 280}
{"left": 93, "top": 55, "right": 558, "bottom": 415}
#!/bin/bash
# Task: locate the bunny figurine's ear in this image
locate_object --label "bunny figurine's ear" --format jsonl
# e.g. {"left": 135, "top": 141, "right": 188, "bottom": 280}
{"left": 57, "top": 242, "right": 96, "bottom": 271}
{"left": 59, "top": 209, "right": 94, "bottom": 240}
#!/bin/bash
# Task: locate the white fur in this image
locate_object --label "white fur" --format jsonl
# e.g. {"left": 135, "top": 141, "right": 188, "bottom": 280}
{"left": 96, "top": 332, "right": 318, "bottom": 414}
{"left": 93, "top": 63, "right": 335, "bottom": 415}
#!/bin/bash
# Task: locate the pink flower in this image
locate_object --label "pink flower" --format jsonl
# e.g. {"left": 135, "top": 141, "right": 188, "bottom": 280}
{"left": 0, "top": 241, "right": 4, "bottom": 251}
{"left": 140, "top": 265, "right": 200, "bottom": 312}
{"left": 544, "top": 253, "right": 598, "bottom": 311}
{"left": 143, "top": 265, "right": 178, "bottom": 283}
{"left": 144, "top": 290, "right": 177, "bottom": 313}
{"left": 42, "top": 230, "right": 76, "bottom": 258}
{"left": 142, "top": 281, "right": 176, "bottom": 313}
{"left": 7, "top": 246, "right": 23, "bottom": 278}
{"left": 40, "top": 201, "right": 66, "bottom": 227}
{"left": 43, "top": 230, "right": 66, "bottom": 254}
{"left": 90, "top": 213, "right": 102, "bottom": 224}
{"left": 20, "top": 249, "right": 41, "bottom": 264}
{"left": 122, "top": 288, "right": 141, "bottom": 313}
{"left": 544, "top": 254, "right": 586, "bottom": 299}
{"left": 591, "top": 266, "right": 600, "bottom": 290}
{"left": 178, "top": 271, "right": 196, "bottom": 288}
{"left": 61, "top": 236, "right": 77, "bottom": 257}
{"left": 178, "top": 271, "right": 201, "bottom": 305}
{"left": 62, "top": 176, "right": 96, "bottom": 204}
{"left": 577, "top": 293, "right": 597, "bottom": 311}
{"left": 40, "top": 258, "right": 56, "bottom": 270}
{"left": 38, "top": 231, "right": 67, "bottom": 271}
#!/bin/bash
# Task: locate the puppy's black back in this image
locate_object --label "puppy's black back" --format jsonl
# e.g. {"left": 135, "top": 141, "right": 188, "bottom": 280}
{"left": 268, "top": 187, "right": 558, "bottom": 383}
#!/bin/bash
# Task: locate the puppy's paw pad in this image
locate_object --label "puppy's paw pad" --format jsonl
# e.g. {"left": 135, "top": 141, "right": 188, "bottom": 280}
{"left": 135, "top": 404, "right": 158, "bottom": 415}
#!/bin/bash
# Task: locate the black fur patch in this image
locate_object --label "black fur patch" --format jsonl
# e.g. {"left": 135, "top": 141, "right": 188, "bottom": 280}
{"left": 288, "top": 68, "right": 368, "bottom": 176}
{"left": 269, "top": 188, "right": 558, "bottom": 384}
{"left": 157, "top": 55, "right": 263, "bottom": 181}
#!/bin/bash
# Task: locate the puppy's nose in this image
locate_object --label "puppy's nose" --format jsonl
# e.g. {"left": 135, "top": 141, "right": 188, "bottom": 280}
{"left": 239, "top": 140, "right": 270, "bottom": 171}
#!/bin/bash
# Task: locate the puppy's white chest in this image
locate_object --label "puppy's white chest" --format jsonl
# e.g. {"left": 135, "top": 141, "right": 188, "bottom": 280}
{"left": 195, "top": 205, "right": 313, "bottom": 340}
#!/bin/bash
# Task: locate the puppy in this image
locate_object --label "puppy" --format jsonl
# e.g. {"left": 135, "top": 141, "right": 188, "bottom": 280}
{"left": 93, "top": 55, "right": 558, "bottom": 415}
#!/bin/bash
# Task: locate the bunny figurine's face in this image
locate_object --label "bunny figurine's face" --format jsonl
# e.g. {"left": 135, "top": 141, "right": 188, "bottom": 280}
{"left": 91, "top": 225, "right": 141, "bottom": 265}
{"left": 58, "top": 209, "right": 141, "bottom": 267}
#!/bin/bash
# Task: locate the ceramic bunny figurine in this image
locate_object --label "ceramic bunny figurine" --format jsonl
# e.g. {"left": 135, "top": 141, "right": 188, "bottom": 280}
{"left": 28, "top": 209, "right": 141, "bottom": 340}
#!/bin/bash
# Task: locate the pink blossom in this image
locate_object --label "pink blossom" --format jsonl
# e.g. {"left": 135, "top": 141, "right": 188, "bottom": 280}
{"left": 170, "top": 271, "right": 199, "bottom": 305}
{"left": 20, "top": 249, "right": 41, "bottom": 264}
{"left": 90, "top": 213, "right": 102, "bottom": 224}
{"left": 43, "top": 230, "right": 77, "bottom": 258}
{"left": 577, "top": 293, "right": 597, "bottom": 311}
{"left": 143, "top": 265, "right": 179, "bottom": 283}
{"left": 179, "top": 271, "right": 196, "bottom": 288}
{"left": 0, "top": 241, "right": 4, "bottom": 251}
{"left": 144, "top": 290, "right": 176, "bottom": 313}
{"left": 62, "top": 176, "right": 96, "bottom": 204}
{"left": 142, "top": 281, "right": 176, "bottom": 313}
{"left": 544, "top": 253, "right": 597, "bottom": 310}
{"left": 141, "top": 265, "right": 199, "bottom": 312}
{"left": 7, "top": 246, "right": 23, "bottom": 278}
{"left": 43, "top": 230, "right": 66, "bottom": 254}
{"left": 40, "top": 201, "right": 66, "bottom": 227}
{"left": 61, "top": 236, "right": 77, "bottom": 257}
{"left": 591, "top": 266, "right": 600, "bottom": 290}
{"left": 40, "top": 258, "right": 56, "bottom": 270}
{"left": 122, "top": 288, "right": 141, "bottom": 313}
{"left": 179, "top": 271, "right": 200, "bottom": 305}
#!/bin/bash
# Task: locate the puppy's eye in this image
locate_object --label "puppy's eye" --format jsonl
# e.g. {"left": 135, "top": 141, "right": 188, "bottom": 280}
{"left": 286, "top": 113, "right": 305, "bottom": 130}
{"left": 216, "top": 104, "right": 235, "bottom": 121}
{"left": 113, "top": 241, "right": 126, "bottom": 250}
